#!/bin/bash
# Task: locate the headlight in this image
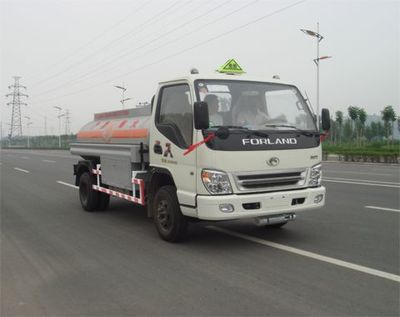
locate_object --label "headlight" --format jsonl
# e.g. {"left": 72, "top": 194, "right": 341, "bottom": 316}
{"left": 309, "top": 164, "right": 322, "bottom": 187}
{"left": 201, "top": 170, "right": 233, "bottom": 194}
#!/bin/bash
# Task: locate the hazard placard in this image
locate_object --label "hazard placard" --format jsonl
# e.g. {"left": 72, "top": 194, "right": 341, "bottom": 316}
{"left": 216, "top": 59, "right": 245, "bottom": 74}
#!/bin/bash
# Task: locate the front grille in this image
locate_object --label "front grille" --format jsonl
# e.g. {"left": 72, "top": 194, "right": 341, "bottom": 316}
{"left": 234, "top": 169, "right": 307, "bottom": 192}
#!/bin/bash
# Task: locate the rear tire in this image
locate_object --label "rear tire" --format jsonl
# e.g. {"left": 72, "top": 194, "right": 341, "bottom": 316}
{"left": 153, "top": 185, "right": 188, "bottom": 242}
{"left": 79, "top": 172, "right": 99, "bottom": 212}
{"left": 97, "top": 193, "right": 110, "bottom": 210}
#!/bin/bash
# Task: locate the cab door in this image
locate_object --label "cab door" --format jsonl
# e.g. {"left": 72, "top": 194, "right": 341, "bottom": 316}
{"left": 150, "top": 83, "right": 197, "bottom": 207}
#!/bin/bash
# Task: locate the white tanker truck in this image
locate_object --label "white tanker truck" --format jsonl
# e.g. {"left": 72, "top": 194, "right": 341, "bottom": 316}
{"left": 71, "top": 61, "right": 330, "bottom": 242}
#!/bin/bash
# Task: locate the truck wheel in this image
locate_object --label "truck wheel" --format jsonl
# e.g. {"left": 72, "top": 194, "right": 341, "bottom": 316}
{"left": 97, "top": 193, "right": 110, "bottom": 210}
{"left": 79, "top": 172, "right": 99, "bottom": 212}
{"left": 153, "top": 185, "right": 188, "bottom": 242}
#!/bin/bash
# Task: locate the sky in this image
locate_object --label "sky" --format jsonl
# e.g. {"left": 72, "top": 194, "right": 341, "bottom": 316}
{"left": 1, "top": 0, "right": 399, "bottom": 136}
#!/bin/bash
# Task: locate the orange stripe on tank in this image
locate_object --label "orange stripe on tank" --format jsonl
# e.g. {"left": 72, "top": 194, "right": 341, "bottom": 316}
{"left": 111, "top": 129, "right": 148, "bottom": 138}
{"left": 77, "top": 129, "right": 148, "bottom": 139}
{"left": 77, "top": 131, "right": 103, "bottom": 139}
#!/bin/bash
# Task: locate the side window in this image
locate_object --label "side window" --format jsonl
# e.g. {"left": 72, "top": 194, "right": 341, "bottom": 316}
{"left": 156, "top": 84, "right": 193, "bottom": 148}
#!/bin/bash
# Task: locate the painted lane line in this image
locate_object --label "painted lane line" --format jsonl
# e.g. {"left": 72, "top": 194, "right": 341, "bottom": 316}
{"left": 323, "top": 161, "right": 399, "bottom": 168}
{"left": 14, "top": 167, "right": 30, "bottom": 173}
{"left": 57, "top": 181, "right": 78, "bottom": 189}
{"left": 43, "top": 159, "right": 56, "bottom": 163}
{"left": 324, "top": 170, "right": 393, "bottom": 177}
{"left": 20, "top": 156, "right": 29, "bottom": 160}
{"left": 323, "top": 179, "right": 400, "bottom": 189}
{"left": 324, "top": 176, "right": 399, "bottom": 185}
{"left": 207, "top": 226, "right": 400, "bottom": 283}
{"left": 365, "top": 206, "right": 400, "bottom": 213}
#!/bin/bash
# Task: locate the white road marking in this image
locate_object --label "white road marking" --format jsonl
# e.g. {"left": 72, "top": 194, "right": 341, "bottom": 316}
{"left": 20, "top": 156, "right": 29, "bottom": 160}
{"left": 208, "top": 226, "right": 400, "bottom": 283}
{"left": 43, "top": 159, "right": 56, "bottom": 163}
{"left": 323, "top": 162, "right": 399, "bottom": 168}
{"left": 365, "top": 206, "right": 400, "bottom": 213}
{"left": 323, "top": 179, "right": 400, "bottom": 188}
{"left": 324, "top": 170, "right": 393, "bottom": 177}
{"left": 57, "top": 181, "right": 78, "bottom": 189}
{"left": 14, "top": 167, "right": 30, "bottom": 173}
{"left": 324, "top": 177, "right": 399, "bottom": 185}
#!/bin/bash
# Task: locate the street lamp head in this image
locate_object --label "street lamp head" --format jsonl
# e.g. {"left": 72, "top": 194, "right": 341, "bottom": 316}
{"left": 313, "top": 56, "right": 332, "bottom": 65}
{"left": 114, "top": 85, "right": 127, "bottom": 91}
{"left": 319, "top": 56, "right": 332, "bottom": 60}
{"left": 300, "top": 28, "right": 324, "bottom": 41}
{"left": 120, "top": 97, "right": 132, "bottom": 103}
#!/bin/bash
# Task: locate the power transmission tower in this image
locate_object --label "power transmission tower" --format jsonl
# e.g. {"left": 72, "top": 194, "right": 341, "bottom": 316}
{"left": 5, "top": 76, "right": 28, "bottom": 138}
{"left": 64, "top": 109, "right": 71, "bottom": 135}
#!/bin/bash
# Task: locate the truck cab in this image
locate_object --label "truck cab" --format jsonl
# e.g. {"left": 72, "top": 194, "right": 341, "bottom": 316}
{"left": 148, "top": 72, "right": 329, "bottom": 238}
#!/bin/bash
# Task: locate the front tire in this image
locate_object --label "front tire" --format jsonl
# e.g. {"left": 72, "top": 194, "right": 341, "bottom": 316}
{"left": 79, "top": 172, "right": 99, "bottom": 212}
{"left": 153, "top": 185, "right": 188, "bottom": 242}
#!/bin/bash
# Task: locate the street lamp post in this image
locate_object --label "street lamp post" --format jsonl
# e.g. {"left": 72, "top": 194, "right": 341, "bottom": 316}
{"left": 27, "top": 122, "right": 32, "bottom": 148}
{"left": 54, "top": 106, "right": 63, "bottom": 148}
{"left": 24, "top": 116, "right": 31, "bottom": 148}
{"left": 300, "top": 23, "right": 331, "bottom": 129}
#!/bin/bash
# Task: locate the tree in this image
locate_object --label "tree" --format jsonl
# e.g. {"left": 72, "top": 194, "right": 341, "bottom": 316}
{"left": 381, "top": 105, "right": 397, "bottom": 143}
{"left": 348, "top": 106, "right": 359, "bottom": 143}
{"left": 376, "top": 121, "right": 385, "bottom": 140}
{"left": 358, "top": 108, "right": 367, "bottom": 145}
{"left": 342, "top": 119, "right": 353, "bottom": 143}
{"left": 370, "top": 122, "right": 378, "bottom": 141}
{"left": 335, "top": 111, "right": 343, "bottom": 145}
{"left": 365, "top": 125, "right": 373, "bottom": 142}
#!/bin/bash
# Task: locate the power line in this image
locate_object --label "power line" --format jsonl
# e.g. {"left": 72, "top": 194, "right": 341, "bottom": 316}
{"left": 33, "top": 0, "right": 231, "bottom": 97}
{"left": 29, "top": 0, "right": 183, "bottom": 88}
{"left": 29, "top": 0, "right": 306, "bottom": 104}
{"left": 26, "top": 0, "right": 153, "bottom": 83}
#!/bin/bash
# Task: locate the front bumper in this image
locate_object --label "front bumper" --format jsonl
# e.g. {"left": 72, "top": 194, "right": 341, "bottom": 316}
{"left": 195, "top": 186, "right": 326, "bottom": 220}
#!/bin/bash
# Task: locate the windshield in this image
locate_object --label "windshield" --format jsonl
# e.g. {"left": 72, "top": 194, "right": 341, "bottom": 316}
{"left": 195, "top": 80, "right": 316, "bottom": 131}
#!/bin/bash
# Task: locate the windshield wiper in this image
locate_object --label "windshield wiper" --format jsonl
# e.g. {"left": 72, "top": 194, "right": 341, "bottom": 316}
{"left": 212, "top": 125, "right": 249, "bottom": 130}
{"left": 246, "top": 130, "right": 269, "bottom": 138}
{"left": 264, "top": 124, "right": 297, "bottom": 129}
{"left": 263, "top": 124, "right": 318, "bottom": 136}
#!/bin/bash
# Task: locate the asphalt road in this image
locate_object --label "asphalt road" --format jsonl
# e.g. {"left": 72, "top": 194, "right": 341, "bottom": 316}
{"left": 1, "top": 149, "right": 399, "bottom": 316}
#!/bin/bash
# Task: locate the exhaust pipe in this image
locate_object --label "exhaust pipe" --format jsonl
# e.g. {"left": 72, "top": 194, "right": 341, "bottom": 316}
{"left": 254, "top": 213, "right": 296, "bottom": 226}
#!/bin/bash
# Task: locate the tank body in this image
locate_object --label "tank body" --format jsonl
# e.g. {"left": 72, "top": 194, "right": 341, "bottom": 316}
{"left": 76, "top": 107, "right": 151, "bottom": 144}
{"left": 71, "top": 107, "right": 151, "bottom": 163}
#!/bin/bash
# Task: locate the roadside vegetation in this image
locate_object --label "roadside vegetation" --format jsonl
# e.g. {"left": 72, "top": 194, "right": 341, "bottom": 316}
{"left": 0, "top": 134, "right": 76, "bottom": 149}
{"left": 323, "top": 105, "right": 399, "bottom": 162}
{"left": 1, "top": 106, "right": 398, "bottom": 163}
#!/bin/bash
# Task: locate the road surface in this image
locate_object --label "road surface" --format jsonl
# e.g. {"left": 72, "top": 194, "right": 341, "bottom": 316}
{"left": 1, "top": 149, "right": 399, "bottom": 316}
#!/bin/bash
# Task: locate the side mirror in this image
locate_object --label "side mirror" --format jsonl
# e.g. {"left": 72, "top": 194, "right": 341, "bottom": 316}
{"left": 321, "top": 108, "right": 330, "bottom": 131}
{"left": 194, "top": 101, "right": 209, "bottom": 130}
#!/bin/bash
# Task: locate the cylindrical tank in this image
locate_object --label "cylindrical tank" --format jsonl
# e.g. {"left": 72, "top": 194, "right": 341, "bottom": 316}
{"left": 71, "top": 107, "right": 151, "bottom": 163}
{"left": 76, "top": 107, "right": 151, "bottom": 145}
